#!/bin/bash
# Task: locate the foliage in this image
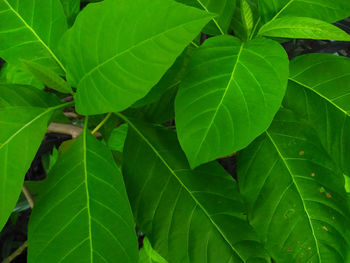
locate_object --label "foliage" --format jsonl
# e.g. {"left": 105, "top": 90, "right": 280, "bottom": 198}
{"left": 0, "top": 0, "right": 350, "bottom": 262}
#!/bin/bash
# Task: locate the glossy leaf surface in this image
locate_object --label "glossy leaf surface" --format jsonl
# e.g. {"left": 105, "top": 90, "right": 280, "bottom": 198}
{"left": 0, "top": 85, "right": 63, "bottom": 231}
{"left": 0, "top": 0, "right": 67, "bottom": 73}
{"left": 238, "top": 109, "right": 350, "bottom": 262}
{"left": 259, "top": 17, "right": 350, "bottom": 41}
{"left": 28, "top": 128, "right": 138, "bottom": 263}
{"left": 61, "top": 0, "right": 212, "bottom": 115}
{"left": 258, "top": 0, "right": 350, "bottom": 23}
{"left": 121, "top": 117, "right": 270, "bottom": 263}
{"left": 283, "top": 53, "right": 350, "bottom": 177}
{"left": 175, "top": 35, "right": 288, "bottom": 168}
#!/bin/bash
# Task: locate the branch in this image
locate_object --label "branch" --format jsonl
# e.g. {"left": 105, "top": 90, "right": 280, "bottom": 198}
{"left": 2, "top": 241, "right": 28, "bottom": 263}
{"left": 22, "top": 185, "right": 34, "bottom": 209}
{"left": 47, "top": 122, "right": 83, "bottom": 139}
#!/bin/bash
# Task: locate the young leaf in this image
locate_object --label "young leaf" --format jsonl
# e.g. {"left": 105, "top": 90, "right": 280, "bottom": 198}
{"left": 175, "top": 35, "right": 289, "bottom": 168}
{"left": 0, "top": 84, "right": 67, "bottom": 231}
{"left": 258, "top": 17, "right": 350, "bottom": 41}
{"left": 258, "top": 0, "right": 350, "bottom": 24}
{"left": 28, "top": 126, "right": 138, "bottom": 263}
{"left": 283, "top": 53, "right": 350, "bottom": 177}
{"left": 61, "top": 0, "right": 212, "bottom": 115}
{"left": 175, "top": 0, "right": 236, "bottom": 35}
{"left": 238, "top": 109, "right": 350, "bottom": 262}
{"left": 0, "top": 0, "right": 67, "bottom": 74}
{"left": 121, "top": 116, "right": 270, "bottom": 263}
{"left": 21, "top": 60, "right": 72, "bottom": 94}
{"left": 139, "top": 238, "right": 168, "bottom": 263}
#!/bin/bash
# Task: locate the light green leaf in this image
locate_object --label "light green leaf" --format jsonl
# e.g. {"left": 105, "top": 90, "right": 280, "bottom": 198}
{"left": 139, "top": 238, "right": 168, "bottom": 263}
{"left": 0, "top": 63, "right": 44, "bottom": 90}
{"left": 28, "top": 126, "right": 138, "bottom": 263}
{"left": 121, "top": 116, "right": 270, "bottom": 263}
{"left": 258, "top": 17, "right": 350, "bottom": 41}
{"left": 237, "top": 109, "right": 350, "bottom": 262}
{"left": 175, "top": 35, "right": 289, "bottom": 168}
{"left": 283, "top": 53, "right": 350, "bottom": 177}
{"left": 258, "top": 0, "right": 350, "bottom": 24}
{"left": 0, "top": 0, "right": 67, "bottom": 74}
{"left": 61, "top": 0, "right": 212, "bottom": 115}
{"left": 175, "top": 0, "right": 236, "bottom": 35}
{"left": 0, "top": 84, "right": 68, "bottom": 231}
{"left": 22, "top": 60, "right": 72, "bottom": 93}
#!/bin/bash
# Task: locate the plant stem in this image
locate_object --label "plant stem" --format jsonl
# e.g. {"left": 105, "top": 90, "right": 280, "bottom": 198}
{"left": 91, "top": 112, "right": 112, "bottom": 135}
{"left": 2, "top": 241, "right": 28, "bottom": 263}
{"left": 47, "top": 123, "right": 83, "bottom": 139}
{"left": 22, "top": 185, "right": 34, "bottom": 209}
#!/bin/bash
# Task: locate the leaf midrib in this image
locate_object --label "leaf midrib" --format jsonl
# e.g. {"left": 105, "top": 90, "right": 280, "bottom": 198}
{"left": 76, "top": 16, "right": 212, "bottom": 87}
{"left": 118, "top": 113, "right": 246, "bottom": 262}
{"left": 3, "top": 0, "right": 66, "bottom": 73}
{"left": 0, "top": 103, "right": 71, "bottom": 151}
{"left": 265, "top": 131, "right": 322, "bottom": 261}
{"left": 289, "top": 77, "right": 350, "bottom": 117}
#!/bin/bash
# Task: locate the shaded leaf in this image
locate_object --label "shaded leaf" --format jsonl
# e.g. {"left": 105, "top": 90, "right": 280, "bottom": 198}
{"left": 61, "top": 0, "right": 212, "bottom": 115}
{"left": 175, "top": 35, "right": 289, "bottom": 168}
{"left": 28, "top": 126, "right": 138, "bottom": 263}
{"left": 121, "top": 116, "right": 270, "bottom": 263}
{"left": 139, "top": 237, "right": 168, "bottom": 263}
{"left": 238, "top": 109, "right": 350, "bottom": 262}
{"left": 108, "top": 124, "right": 128, "bottom": 152}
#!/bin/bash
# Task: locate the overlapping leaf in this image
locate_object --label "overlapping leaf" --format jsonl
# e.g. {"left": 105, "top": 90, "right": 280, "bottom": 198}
{"left": 61, "top": 0, "right": 212, "bottom": 115}
{"left": 258, "top": 17, "right": 350, "bottom": 41}
{"left": 238, "top": 109, "right": 350, "bottom": 262}
{"left": 121, "top": 116, "right": 270, "bottom": 263}
{"left": 0, "top": 0, "right": 67, "bottom": 74}
{"left": 175, "top": 0, "right": 236, "bottom": 35}
{"left": 283, "top": 53, "right": 350, "bottom": 177}
{"left": 0, "top": 85, "right": 65, "bottom": 231}
{"left": 175, "top": 35, "right": 288, "bottom": 168}
{"left": 28, "top": 127, "right": 138, "bottom": 263}
{"left": 258, "top": 0, "right": 350, "bottom": 24}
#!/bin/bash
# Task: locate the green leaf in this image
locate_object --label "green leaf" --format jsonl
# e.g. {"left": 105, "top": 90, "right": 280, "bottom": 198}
{"left": 258, "top": 17, "right": 350, "bottom": 41}
{"left": 0, "top": 0, "right": 67, "bottom": 74}
{"left": 139, "top": 238, "right": 168, "bottom": 263}
{"left": 121, "top": 116, "right": 270, "bottom": 263}
{"left": 0, "top": 63, "right": 44, "bottom": 90}
{"left": 237, "top": 109, "right": 350, "bottom": 262}
{"left": 22, "top": 60, "right": 72, "bottom": 93}
{"left": 175, "top": 0, "right": 236, "bottom": 35}
{"left": 61, "top": 0, "right": 212, "bottom": 115}
{"left": 28, "top": 126, "right": 138, "bottom": 263}
{"left": 0, "top": 84, "right": 68, "bottom": 231}
{"left": 60, "top": 0, "right": 80, "bottom": 26}
{"left": 175, "top": 35, "right": 289, "bottom": 168}
{"left": 108, "top": 124, "right": 128, "bottom": 152}
{"left": 258, "top": 0, "right": 350, "bottom": 24}
{"left": 283, "top": 53, "right": 350, "bottom": 177}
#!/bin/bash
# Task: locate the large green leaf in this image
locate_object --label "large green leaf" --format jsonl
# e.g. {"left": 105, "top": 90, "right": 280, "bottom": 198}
{"left": 237, "top": 109, "right": 350, "bottom": 262}
{"left": 175, "top": 35, "right": 288, "bottom": 168}
{"left": 258, "top": 17, "right": 350, "bottom": 41}
{"left": 0, "top": 85, "right": 68, "bottom": 231}
{"left": 258, "top": 0, "right": 350, "bottom": 24}
{"left": 283, "top": 53, "right": 350, "bottom": 177}
{"left": 175, "top": 0, "right": 236, "bottom": 35}
{"left": 61, "top": 0, "right": 212, "bottom": 115}
{"left": 28, "top": 125, "right": 138, "bottom": 262}
{"left": 0, "top": 0, "right": 67, "bottom": 74}
{"left": 121, "top": 115, "right": 270, "bottom": 263}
